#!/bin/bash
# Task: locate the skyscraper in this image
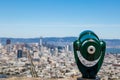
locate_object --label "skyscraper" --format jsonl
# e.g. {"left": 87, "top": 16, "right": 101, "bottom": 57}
{"left": 40, "top": 36, "right": 42, "bottom": 46}
{"left": 39, "top": 36, "right": 43, "bottom": 51}
{"left": 6, "top": 39, "right": 12, "bottom": 53}
{"left": 17, "top": 50, "right": 23, "bottom": 58}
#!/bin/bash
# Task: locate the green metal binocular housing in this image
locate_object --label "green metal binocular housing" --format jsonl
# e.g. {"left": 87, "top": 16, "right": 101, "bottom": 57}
{"left": 73, "top": 30, "right": 106, "bottom": 79}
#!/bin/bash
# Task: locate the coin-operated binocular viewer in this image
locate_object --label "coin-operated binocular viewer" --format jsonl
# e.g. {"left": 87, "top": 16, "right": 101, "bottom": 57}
{"left": 73, "top": 30, "right": 106, "bottom": 80}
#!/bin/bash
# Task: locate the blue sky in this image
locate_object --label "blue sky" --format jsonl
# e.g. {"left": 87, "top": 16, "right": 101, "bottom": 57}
{"left": 0, "top": 0, "right": 120, "bottom": 39}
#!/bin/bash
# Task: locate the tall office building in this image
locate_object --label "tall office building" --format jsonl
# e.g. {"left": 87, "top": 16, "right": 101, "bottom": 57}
{"left": 0, "top": 39, "right": 2, "bottom": 53}
{"left": 17, "top": 49, "right": 23, "bottom": 58}
{"left": 39, "top": 36, "right": 42, "bottom": 46}
{"left": 39, "top": 36, "right": 43, "bottom": 51}
{"left": 39, "top": 36, "right": 43, "bottom": 57}
{"left": 6, "top": 39, "right": 12, "bottom": 53}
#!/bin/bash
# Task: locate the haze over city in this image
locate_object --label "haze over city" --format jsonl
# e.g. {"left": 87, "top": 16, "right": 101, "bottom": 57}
{"left": 0, "top": 0, "right": 120, "bottom": 39}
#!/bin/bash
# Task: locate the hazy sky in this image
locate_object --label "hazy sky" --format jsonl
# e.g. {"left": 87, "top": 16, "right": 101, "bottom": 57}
{"left": 0, "top": 0, "right": 120, "bottom": 39}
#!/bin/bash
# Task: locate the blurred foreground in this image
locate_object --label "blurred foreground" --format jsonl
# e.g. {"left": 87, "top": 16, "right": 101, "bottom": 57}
{"left": 0, "top": 77, "right": 77, "bottom": 80}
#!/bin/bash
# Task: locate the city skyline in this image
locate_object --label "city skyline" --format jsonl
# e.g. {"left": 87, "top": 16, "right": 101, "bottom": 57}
{"left": 0, "top": 0, "right": 120, "bottom": 39}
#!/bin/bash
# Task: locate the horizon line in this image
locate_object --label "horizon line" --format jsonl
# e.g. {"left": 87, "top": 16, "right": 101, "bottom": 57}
{"left": 0, "top": 37, "right": 120, "bottom": 40}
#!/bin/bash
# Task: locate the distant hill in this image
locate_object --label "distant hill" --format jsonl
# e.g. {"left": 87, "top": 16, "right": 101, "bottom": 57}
{"left": 0, "top": 37, "right": 120, "bottom": 46}
{"left": 0, "top": 37, "right": 120, "bottom": 53}
{"left": 0, "top": 37, "right": 77, "bottom": 44}
{"left": 104, "top": 39, "right": 120, "bottom": 48}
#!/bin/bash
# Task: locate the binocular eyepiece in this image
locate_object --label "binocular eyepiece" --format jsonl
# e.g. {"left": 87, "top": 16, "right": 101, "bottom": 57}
{"left": 73, "top": 30, "right": 106, "bottom": 79}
